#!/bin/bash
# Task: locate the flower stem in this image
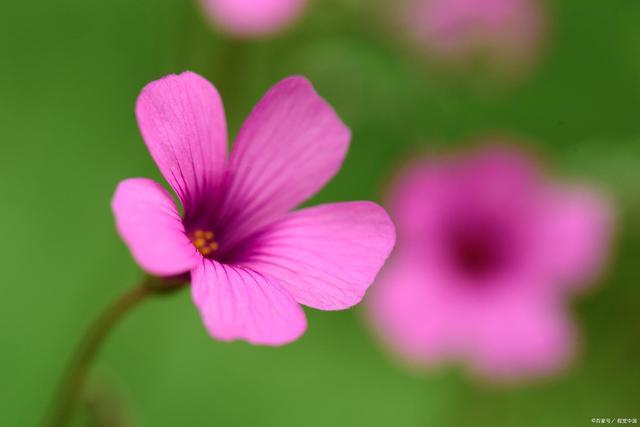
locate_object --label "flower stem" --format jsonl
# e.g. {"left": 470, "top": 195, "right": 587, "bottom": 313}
{"left": 44, "top": 276, "right": 186, "bottom": 427}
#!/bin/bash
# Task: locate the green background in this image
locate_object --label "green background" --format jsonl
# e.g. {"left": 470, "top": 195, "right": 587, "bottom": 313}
{"left": 1, "top": 0, "right": 639, "bottom": 425}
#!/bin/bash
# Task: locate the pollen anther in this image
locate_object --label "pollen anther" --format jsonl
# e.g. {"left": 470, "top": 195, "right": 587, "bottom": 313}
{"left": 190, "top": 229, "right": 219, "bottom": 257}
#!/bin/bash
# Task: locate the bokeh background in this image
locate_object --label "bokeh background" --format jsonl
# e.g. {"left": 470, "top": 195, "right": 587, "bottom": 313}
{"left": 1, "top": 0, "right": 639, "bottom": 425}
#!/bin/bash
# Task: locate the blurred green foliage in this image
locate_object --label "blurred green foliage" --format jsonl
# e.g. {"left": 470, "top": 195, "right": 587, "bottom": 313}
{"left": 1, "top": 0, "right": 639, "bottom": 426}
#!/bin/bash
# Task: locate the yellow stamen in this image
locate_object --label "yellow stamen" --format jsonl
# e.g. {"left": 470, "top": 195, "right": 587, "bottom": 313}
{"left": 189, "top": 229, "right": 219, "bottom": 257}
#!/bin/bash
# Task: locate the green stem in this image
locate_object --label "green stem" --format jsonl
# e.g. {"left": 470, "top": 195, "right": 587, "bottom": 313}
{"left": 44, "top": 276, "right": 186, "bottom": 427}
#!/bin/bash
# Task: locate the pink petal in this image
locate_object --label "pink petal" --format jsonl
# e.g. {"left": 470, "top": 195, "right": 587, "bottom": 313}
{"left": 200, "top": 0, "right": 308, "bottom": 36}
{"left": 405, "top": 0, "right": 544, "bottom": 65}
{"left": 367, "top": 255, "right": 460, "bottom": 365}
{"left": 191, "top": 260, "right": 307, "bottom": 345}
{"left": 112, "top": 178, "right": 200, "bottom": 276}
{"left": 368, "top": 253, "right": 575, "bottom": 378}
{"left": 538, "top": 186, "right": 613, "bottom": 290}
{"left": 388, "top": 159, "right": 453, "bottom": 239}
{"left": 469, "top": 295, "right": 574, "bottom": 378}
{"left": 135, "top": 72, "right": 227, "bottom": 208}
{"left": 242, "top": 202, "right": 395, "bottom": 310}
{"left": 390, "top": 146, "right": 540, "bottom": 240}
{"left": 220, "top": 77, "right": 350, "bottom": 247}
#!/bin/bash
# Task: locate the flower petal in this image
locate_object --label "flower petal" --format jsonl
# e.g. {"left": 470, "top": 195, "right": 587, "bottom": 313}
{"left": 367, "top": 253, "right": 575, "bottom": 378}
{"left": 200, "top": 0, "right": 308, "bottom": 36}
{"left": 135, "top": 72, "right": 228, "bottom": 210}
{"left": 539, "top": 186, "right": 613, "bottom": 290}
{"left": 367, "top": 254, "right": 461, "bottom": 365}
{"left": 112, "top": 178, "right": 200, "bottom": 276}
{"left": 191, "top": 260, "right": 307, "bottom": 345}
{"left": 220, "top": 77, "right": 350, "bottom": 247}
{"left": 469, "top": 295, "right": 574, "bottom": 379}
{"left": 390, "top": 146, "right": 540, "bottom": 240}
{"left": 241, "top": 202, "right": 395, "bottom": 310}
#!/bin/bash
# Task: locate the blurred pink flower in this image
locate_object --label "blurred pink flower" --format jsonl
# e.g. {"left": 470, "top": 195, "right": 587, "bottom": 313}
{"left": 368, "top": 145, "right": 612, "bottom": 379}
{"left": 200, "top": 0, "right": 308, "bottom": 37}
{"left": 403, "top": 0, "right": 545, "bottom": 69}
{"left": 113, "top": 72, "right": 395, "bottom": 346}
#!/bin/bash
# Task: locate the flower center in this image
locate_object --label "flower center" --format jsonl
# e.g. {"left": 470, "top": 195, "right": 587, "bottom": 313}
{"left": 444, "top": 219, "right": 510, "bottom": 282}
{"left": 190, "top": 229, "right": 219, "bottom": 257}
{"left": 451, "top": 233, "right": 503, "bottom": 279}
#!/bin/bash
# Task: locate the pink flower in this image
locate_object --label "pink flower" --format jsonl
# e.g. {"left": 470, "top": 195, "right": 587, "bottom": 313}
{"left": 199, "top": 0, "right": 308, "bottom": 37}
{"left": 403, "top": 0, "right": 545, "bottom": 69}
{"left": 368, "top": 145, "right": 612, "bottom": 379}
{"left": 112, "top": 72, "right": 395, "bottom": 345}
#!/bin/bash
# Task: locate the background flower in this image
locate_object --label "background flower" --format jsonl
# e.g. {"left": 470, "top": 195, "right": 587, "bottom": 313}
{"left": 200, "top": 0, "right": 309, "bottom": 37}
{"left": 368, "top": 145, "right": 612, "bottom": 379}
{"left": 401, "top": 0, "right": 546, "bottom": 71}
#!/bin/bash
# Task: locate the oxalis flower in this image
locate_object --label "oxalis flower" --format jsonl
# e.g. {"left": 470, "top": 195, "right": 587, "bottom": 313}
{"left": 402, "top": 0, "right": 545, "bottom": 70}
{"left": 199, "top": 0, "right": 308, "bottom": 37}
{"left": 368, "top": 145, "right": 612, "bottom": 379}
{"left": 113, "top": 72, "right": 395, "bottom": 345}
